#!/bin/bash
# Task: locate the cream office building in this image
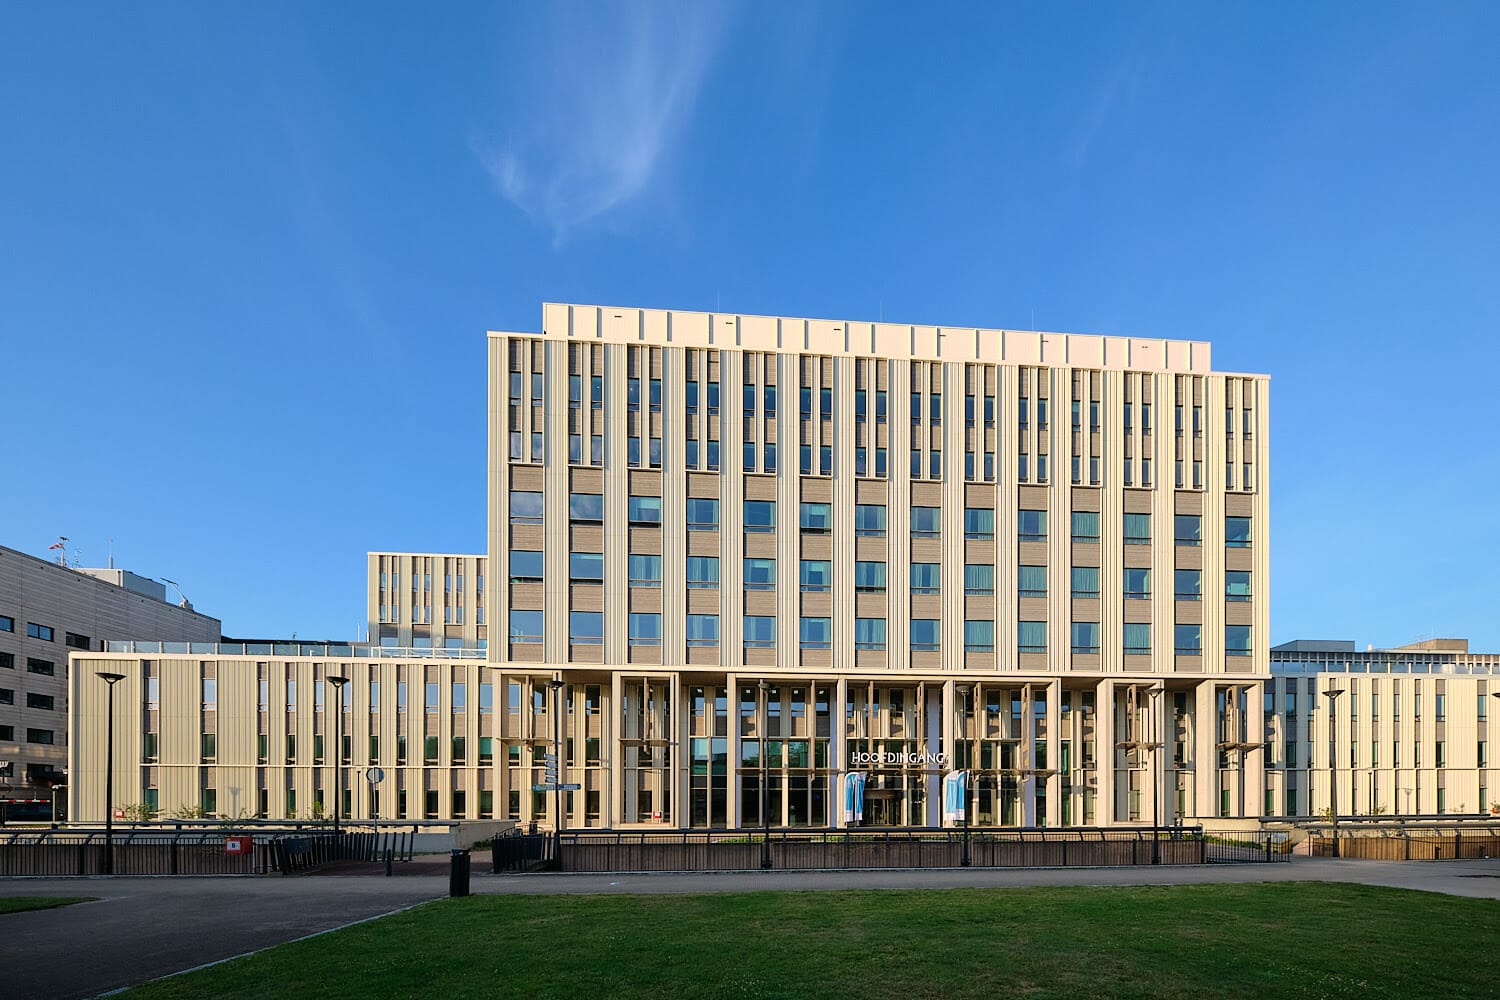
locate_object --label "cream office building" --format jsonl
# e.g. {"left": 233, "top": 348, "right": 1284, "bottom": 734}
{"left": 1265, "top": 639, "right": 1500, "bottom": 820}
{"left": 69, "top": 303, "right": 1272, "bottom": 829}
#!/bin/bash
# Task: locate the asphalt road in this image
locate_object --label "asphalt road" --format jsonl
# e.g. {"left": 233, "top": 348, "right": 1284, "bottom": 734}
{"left": 4, "top": 856, "right": 1498, "bottom": 998}
{"left": 1, "top": 876, "right": 444, "bottom": 1000}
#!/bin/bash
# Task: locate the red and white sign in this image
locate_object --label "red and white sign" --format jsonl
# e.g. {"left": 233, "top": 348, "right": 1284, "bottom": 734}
{"left": 113, "top": 808, "right": 125, "bottom": 819}
{"left": 225, "top": 835, "right": 253, "bottom": 855}
{"left": 652, "top": 811, "right": 662, "bottom": 822}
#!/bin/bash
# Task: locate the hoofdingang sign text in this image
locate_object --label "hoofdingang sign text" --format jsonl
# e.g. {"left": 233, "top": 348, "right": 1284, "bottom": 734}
{"left": 849, "top": 750, "right": 947, "bottom": 767}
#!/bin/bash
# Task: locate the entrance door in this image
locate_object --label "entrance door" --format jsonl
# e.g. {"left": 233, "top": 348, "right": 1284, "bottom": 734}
{"left": 864, "top": 793, "right": 897, "bottom": 827}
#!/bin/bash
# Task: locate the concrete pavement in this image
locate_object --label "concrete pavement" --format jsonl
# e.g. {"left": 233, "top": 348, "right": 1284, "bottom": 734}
{"left": 468, "top": 856, "right": 1500, "bottom": 900}
{"left": 3, "top": 856, "right": 1497, "bottom": 998}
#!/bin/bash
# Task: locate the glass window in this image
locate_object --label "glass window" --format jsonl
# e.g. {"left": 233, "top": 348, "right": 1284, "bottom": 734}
{"left": 510, "top": 491, "right": 544, "bottom": 524}
{"left": 743, "top": 616, "right": 776, "bottom": 648}
{"left": 509, "top": 550, "right": 544, "bottom": 584}
{"left": 1071, "top": 511, "right": 1100, "bottom": 543}
{"left": 1174, "top": 514, "right": 1202, "bottom": 546}
{"left": 1124, "top": 622, "right": 1151, "bottom": 655}
{"left": 1226, "top": 516, "right": 1252, "bottom": 547}
{"left": 799, "top": 560, "right": 832, "bottom": 592}
{"left": 744, "top": 500, "right": 776, "bottom": 533}
{"left": 1018, "top": 565, "right": 1047, "bottom": 598}
{"left": 1174, "top": 569, "right": 1202, "bottom": 601}
{"left": 569, "top": 493, "right": 604, "bottom": 522}
{"left": 800, "top": 617, "right": 832, "bottom": 649}
{"left": 569, "top": 552, "right": 604, "bottom": 582}
{"left": 1018, "top": 621, "right": 1047, "bottom": 654}
{"left": 686, "top": 556, "right": 719, "bottom": 589}
{"left": 855, "top": 505, "right": 886, "bottom": 536}
{"left": 855, "top": 618, "right": 886, "bottom": 650}
{"left": 1226, "top": 625, "right": 1252, "bottom": 656}
{"left": 744, "top": 558, "right": 777, "bottom": 590}
{"left": 964, "top": 620, "right": 995, "bottom": 652}
{"left": 910, "top": 619, "right": 941, "bottom": 652}
{"left": 1018, "top": 509, "right": 1047, "bottom": 542}
{"left": 628, "top": 554, "right": 662, "bottom": 588}
{"left": 964, "top": 564, "right": 995, "bottom": 596}
{"left": 1124, "top": 567, "right": 1150, "bottom": 599}
{"left": 1071, "top": 566, "right": 1099, "bottom": 598}
{"left": 686, "top": 498, "right": 720, "bottom": 530}
{"left": 1175, "top": 624, "right": 1202, "bottom": 655}
{"left": 686, "top": 614, "right": 719, "bottom": 646}
{"left": 911, "top": 507, "right": 941, "bottom": 537}
{"left": 629, "top": 613, "right": 662, "bottom": 645}
{"left": 1124, "top": 512, "right": 1150, "bottom": 545}
{"left": 1226, "top": 570, "right": 1252, "bottom": 601}
{"left": 800, "top": 503, "right": 832, "bottom": 534}
{"left": 855, "top": 561, "right": 886, "bottom": 592}
{"left": 910, "top": 563, "right": 941, "bottom": 594}
{"left": 964, "top": 508, "right": 995, "bottom": 540}
{"left": 509, "top": 610, "right": 544, "bottom": 644}
{"left": 569, "top": 611, "right": 604, "bottom": 645}
{"left": 1071, "top": 621, "right": 1100, "bottom": 654}
{"left": 628, "top": 496, "right": 662, "bottom": 525}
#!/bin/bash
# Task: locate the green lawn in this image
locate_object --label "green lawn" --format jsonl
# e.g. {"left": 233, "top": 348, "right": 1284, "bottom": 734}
{"left": 127, "top": 883, "right": 1498, "bottom": 999}
{"left": 0, "top": 896, "right": 94, "bottom": 915}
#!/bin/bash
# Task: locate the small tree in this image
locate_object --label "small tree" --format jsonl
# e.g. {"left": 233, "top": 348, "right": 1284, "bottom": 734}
{"left": 120, "top": 802, "right": 157, "bottom": 823}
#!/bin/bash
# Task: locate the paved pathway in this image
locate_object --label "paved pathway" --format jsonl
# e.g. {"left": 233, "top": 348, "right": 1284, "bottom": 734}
{"left": 470, "top": 856, "right": 1500, "bottom": 900}
{"left": 1, "top": 875, "right": 444, "bottom": 1000}
{"left": 3, "top": 856, "right": 1497, "bottom": 998}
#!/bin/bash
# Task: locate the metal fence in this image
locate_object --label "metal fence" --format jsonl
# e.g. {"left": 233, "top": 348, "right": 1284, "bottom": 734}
{"left": 1306, "top": 825, "right": 1500, "bottom": 861}
{"left": 495, "top": 826, "right": 1290, "bottom": 874}
{"left": 0, "top": 825, "right": 419, "bottom": 877}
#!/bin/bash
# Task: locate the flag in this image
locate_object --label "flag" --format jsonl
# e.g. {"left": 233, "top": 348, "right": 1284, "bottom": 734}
{"left": 842, "top": 772, "right": 866, "bottom": 825}
{"left": 943, "top": 770, "right": 969, "bottom": 824}
{"left": 48, "top": 542, "right": 64, "bottom": 550}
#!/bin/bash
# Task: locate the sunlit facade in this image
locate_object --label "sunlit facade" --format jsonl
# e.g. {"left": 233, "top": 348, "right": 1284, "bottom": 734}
{"left": 70, "top": 304, "right": 1273, "bottom": 829}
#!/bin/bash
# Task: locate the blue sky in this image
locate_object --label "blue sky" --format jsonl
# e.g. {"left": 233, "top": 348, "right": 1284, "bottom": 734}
{"left": 4, "top": 3, "right": 1498, "bottom": 648}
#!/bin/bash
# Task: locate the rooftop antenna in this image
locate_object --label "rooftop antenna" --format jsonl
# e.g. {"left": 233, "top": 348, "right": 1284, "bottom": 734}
{"left": 108, "top": 538, "right": 115, "bottom": 570}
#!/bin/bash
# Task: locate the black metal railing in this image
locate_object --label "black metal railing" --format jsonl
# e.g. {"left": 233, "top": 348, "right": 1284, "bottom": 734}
{"left": 1305, "top": 824, "right": 1500, "bottom": 861}
{"left": 0, "top": 825, "right": 421, "bottom": 877}
{"left": 494, "top": 826, "right": 1290, "bottom": 874}
{"left": 491, "top": 829, "right": 554, "bottom": 873}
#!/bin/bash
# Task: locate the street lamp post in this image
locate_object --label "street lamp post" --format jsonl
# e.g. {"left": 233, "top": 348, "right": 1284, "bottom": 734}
{"left": 759, "top": 680, "right": 772, "bottom": 870}
{"left": 961, "top": 685, "right": 972, "bottom": 867}
{"left": 1149, "top": 687, "right": 1164, "bottom": 865}
{"left": 327, "top": 676, "right": 348, "bottom": 835}
{"left": 550, "top": 679, "right": 566, "bottom": 860}
{"left": 1324, "top": 687, "right": 1343, "bottom": 857}
{"left": 98, "top": 671, "right": 126, "bottom": 876}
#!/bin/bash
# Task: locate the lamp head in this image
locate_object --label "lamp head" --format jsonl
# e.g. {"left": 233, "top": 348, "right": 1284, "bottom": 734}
{"left": 98, "top": 672, "right": 126, "bottom": 685}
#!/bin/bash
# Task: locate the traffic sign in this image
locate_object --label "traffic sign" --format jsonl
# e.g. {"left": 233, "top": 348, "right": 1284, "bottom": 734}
{"left": 532, "top": 783, "right": 582, "bottom": 792}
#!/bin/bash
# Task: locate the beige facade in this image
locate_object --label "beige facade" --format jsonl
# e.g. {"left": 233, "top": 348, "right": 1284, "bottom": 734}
{"left": 68, "top": 303, "right": 1276, "bottom": 829}
{"left": 1266, "top": 640, "right": 1500, "bottom": 818}
{"left": 367, "top": 552, "right": 488, "bottom": 651}
{"left": 1, "top": 545, "right": 220, "bottom": 796}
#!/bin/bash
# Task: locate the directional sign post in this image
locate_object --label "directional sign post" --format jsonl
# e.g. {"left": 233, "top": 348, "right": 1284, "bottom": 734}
{"left": 532, "top": 783, "right": 582, "bottom": 792}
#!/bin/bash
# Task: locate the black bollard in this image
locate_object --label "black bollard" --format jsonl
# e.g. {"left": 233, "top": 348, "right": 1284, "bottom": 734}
{"left": 385, "top": 846, "right": 394, "bottom": 877}
{"left": 449, "top": 848, "right": 471, "bottom": 898}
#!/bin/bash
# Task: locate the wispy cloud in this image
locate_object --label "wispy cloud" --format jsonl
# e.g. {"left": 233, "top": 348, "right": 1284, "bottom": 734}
{"left": 479, "top": 3, "right": 735, "bottom": 241}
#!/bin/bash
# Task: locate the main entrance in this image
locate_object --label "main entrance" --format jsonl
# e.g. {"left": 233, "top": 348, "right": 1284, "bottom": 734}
{"left": 862, "top": 789, "right": 899, "bottom": 827}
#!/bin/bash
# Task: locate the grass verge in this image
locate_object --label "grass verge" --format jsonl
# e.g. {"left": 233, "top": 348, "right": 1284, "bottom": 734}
{"left": 0, "top": 896, "right": 95, "bottom": 915}
{"left": 125, "top": 882, "right": 1498, "bottom": 999}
